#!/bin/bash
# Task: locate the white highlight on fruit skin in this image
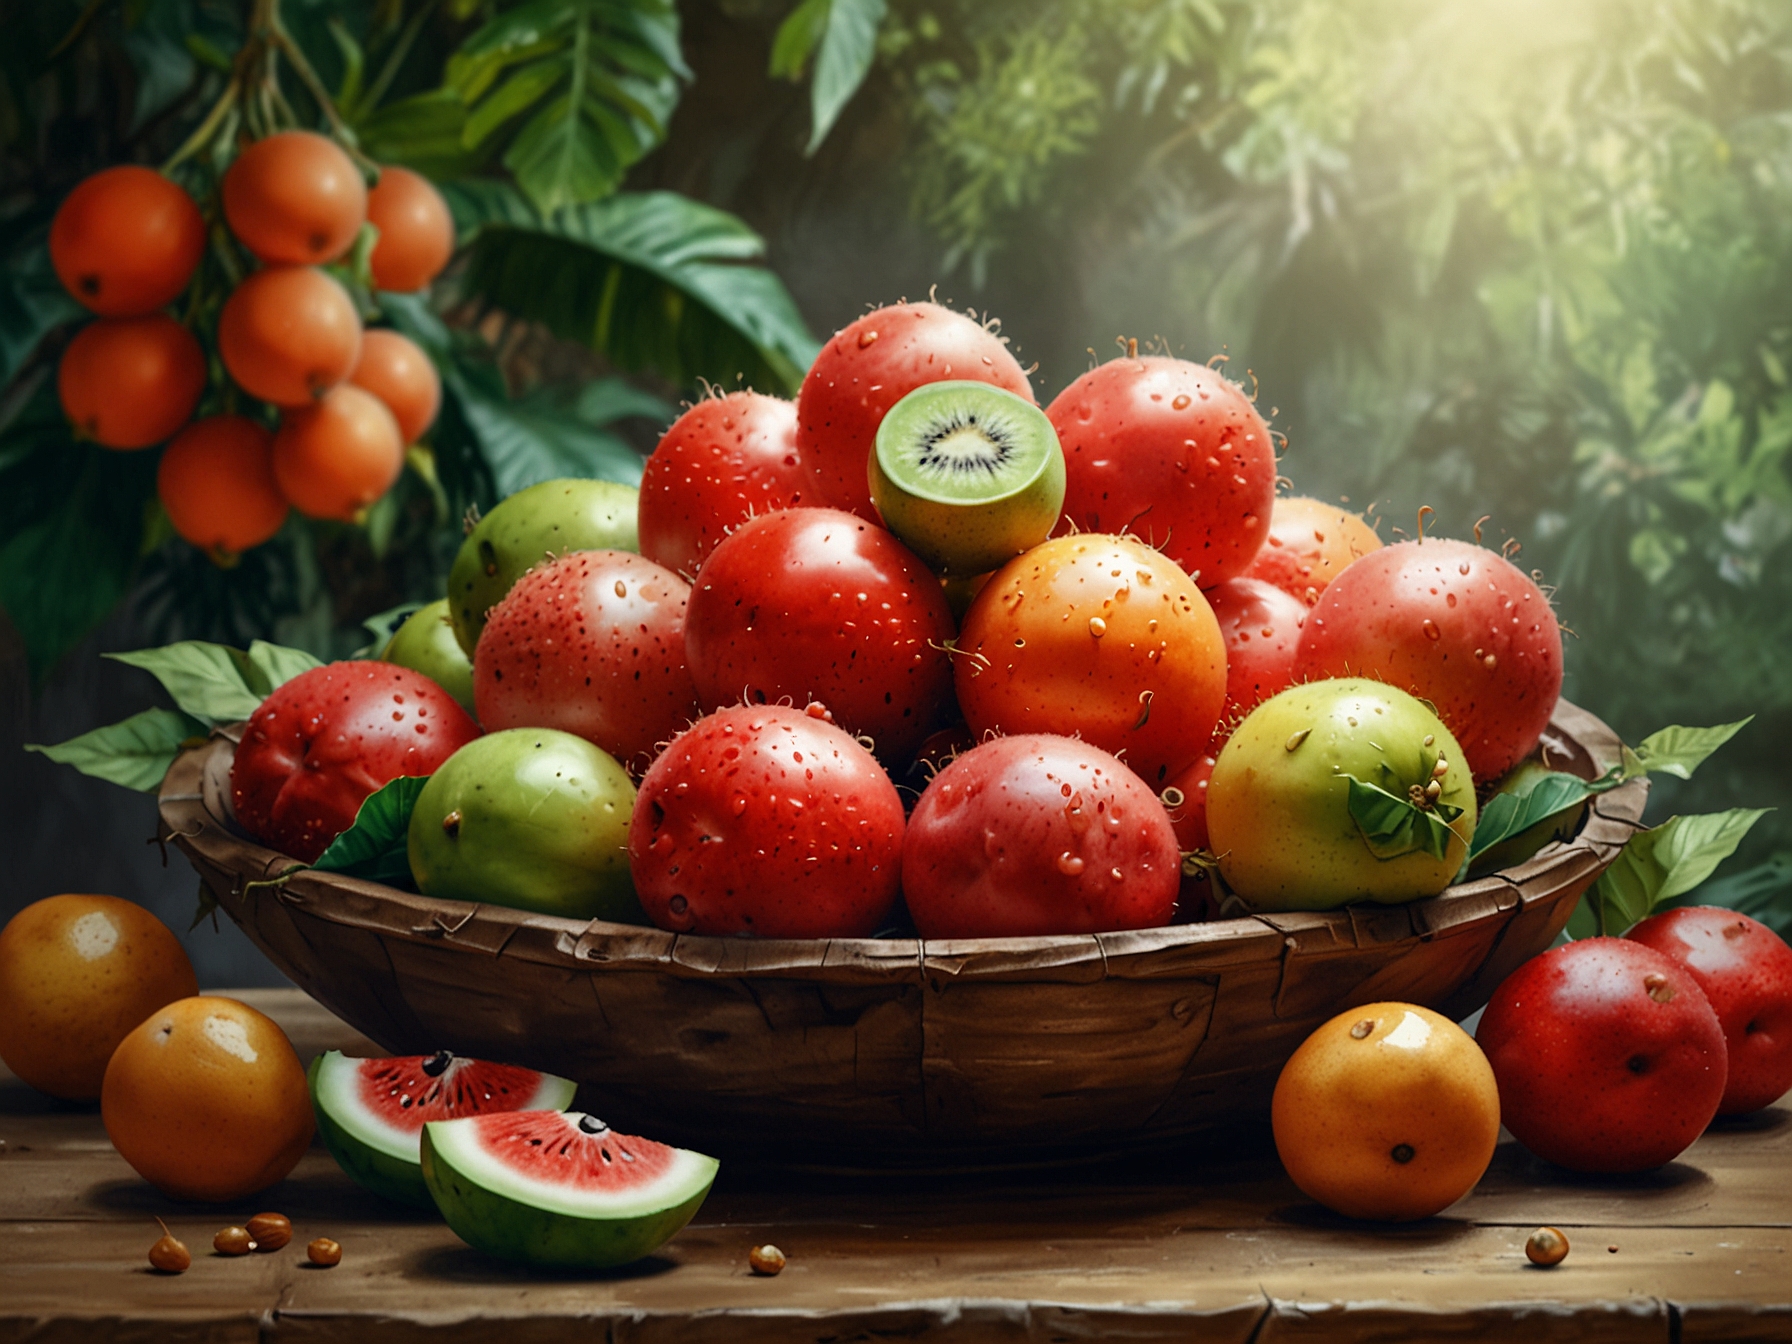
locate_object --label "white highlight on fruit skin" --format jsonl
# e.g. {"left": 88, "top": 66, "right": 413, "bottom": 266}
{"left": 1382, "top": 1010, "right": 1433, "bottom": 1052}
{"left": 67, "top": 911, "right": 119, "bottom": 961}
{"left": 203, "top": 1015, "right": 259, "bottom": 1063}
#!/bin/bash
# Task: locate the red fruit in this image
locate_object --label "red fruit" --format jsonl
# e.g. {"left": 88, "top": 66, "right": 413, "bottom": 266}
{"left": 628, "top": 704, "right": 905, "bottom": 937}
{"left": 902, "top": 734, "right": 1180, "bottom": 938}
{"left": 365, "top": 166, "right": 454, "bottom": 292}
{"left": 1292, "top": 538, "right": 1563, "bottom": 783}
{"left": 954, "top": 533, "right": 1227, "bottom": 788}
{"left": 1476, "top": 937, "right": 1727, "bottom": 1173}
{"left": 349, "top": 329, "right": 440, "bottom": 444}
{"left": 272, "top": 385, "right": 405, "bottom": 522}
{"left": 1627, "top": 907, "right": 1792, "bottom": 1116}
{"left": 637, "top": 392, "right": 806, "bottom": 577}
{"left": 1161, "top": 754, "right": 1216, "bottom": 854}
{"left": 219, "top": 266, "right": 363, "bottom": 408}
{"left": 1204, "top": 577, "right": 1307, "bottom": 734}
{"left": 473, "top": 550, "right": 702, "bottom": 774}
{"left": 50, "top": 166, "right": 205, "bottom": 317}
{"left": 1242, "top": 495, "right": 1383, "bottom": 605}
{"left": 796, "top": 302, "right": 1033, "bottom": 520}
{"left": 59, "top": 315, "right": 206, "bottom": 449}
{"left": 1047, "top": 356, "right": 1276, "bottom": 587}
{"left": 231, "top": 662, "right": 481, "bottom": 862}
{"left": 157, "top": 416, "right": 289, "bottom": 554}
{"left": 223, "top": 131, "right": 368, "bottom": 266}
{"left": 683, "top": 507, "right": 956, "bottom": 765}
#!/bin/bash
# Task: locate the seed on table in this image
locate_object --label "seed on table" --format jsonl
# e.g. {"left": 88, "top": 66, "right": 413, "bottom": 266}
{"left": 214, "top": 1226, "right": 256, "bottom": 1256}
{"left": 247, "top": 1212, "right": 292, "bottom": 1251}
{"left": 308, "top": 1237, "right": 343, "bottom": 1267}
{"left": 148, "top": 1218, "right": 190, "bottom": 1274}
{"left": 748, "top": 1243, "right": 787, "bottom": 1276}
{"left": 1525, "top": 1226, "right": 1569, "bottom": 1267}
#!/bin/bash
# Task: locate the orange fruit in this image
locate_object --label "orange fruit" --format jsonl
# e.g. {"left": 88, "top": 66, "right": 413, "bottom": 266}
{"left": 366, "top": 165, "right": 455, "bottom": 292}
{"left": 157, "top": 416, "right": 290, "bottom": 555}
{"left": 50, "top": 166, "right": 206, "bottom": 316}
{"left": 58, "top": 315, "right": 206, "bottom": 449}
{"left": 218, "top": 266, "right": 363, "bottom": 408}
{"left": 222, "top": 130, "right": 367, "bottom": 266}
{"left": 1271, "top": 1001, "right": 1500, "bottom": 1221}
{"left": 102, "top": 995, "right": 314, "bottom": 1202}
{"left": 1243, "top": 496, "right": 1383, "bottom": 606}
{"left": 349, "top": 329, "right": 441, "bottom": 443}
{"left": 0, "top": 894, "right": 197, "bottom": 1101}
{"left": 272, "top": 384, "right": 405, "bottom": 521}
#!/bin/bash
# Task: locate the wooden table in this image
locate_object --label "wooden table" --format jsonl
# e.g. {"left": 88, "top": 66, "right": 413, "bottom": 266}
{"left": 3, "top": 989, "right": 1789, "bottom": 1342}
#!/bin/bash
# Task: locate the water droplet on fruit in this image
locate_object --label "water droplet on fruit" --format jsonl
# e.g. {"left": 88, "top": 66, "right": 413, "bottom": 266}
{"left": 1422, "top": 620, "right": 1441, "bottom": 641}
{"left": 1088, "top": 616, "right": 1107, "bottom": 638}
{"left": 1172, "top": 393, "right": 1192, "bottom": 410}
{"left": 614, "top": 580, "right": 627, "bottom": 598}
{"left": 1484, "top": 653, "right": 1498, "bottom": 668}
{"left": 1644, "top": 972, "right": 1675, "bottom": 1004}
{"left": 1056, "top": 852, "right": 1085, "bottom": 876}
{"left": 858, "top": 330, "right": 879, "bottom": 348}
{"left": 1285, "top": 728, "right": 1311, "bottom": 752}
{"left": 1459, "top": 561, "right": 1471, "bottom": 575}
{"left": 731, "top": 795, "right": 748, "bottom": 816}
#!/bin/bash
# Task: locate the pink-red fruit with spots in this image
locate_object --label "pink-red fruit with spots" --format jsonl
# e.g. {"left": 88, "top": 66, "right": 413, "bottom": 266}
{"left": 1046, "top": 355, "right": 1277, "bottom": 587}
{"left": 1477, "top": 937, "right": 1727, "bottom": 1173}
{"left": 1626, "top": 907, "right": 1792, "bottom": 1116}
{"left": 1291, "top": 538, "right": 1563, "bottom": 783}
{"left": 231, "top": 661, "right": 481, "bottom": 861}
{"left": 628, "top": 704, "right": 905, "bottom": 938}
{"left": 796, "top": 302, "right": 1033, "bottom": 521}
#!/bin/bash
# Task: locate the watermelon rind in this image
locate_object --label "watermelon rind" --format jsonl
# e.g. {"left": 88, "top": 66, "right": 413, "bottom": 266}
{"left": 421, "top": 1112, "right": 718, "bottom": 1268}
{"left": 308, "top": 1050, "right": 577, "bottom": 1209}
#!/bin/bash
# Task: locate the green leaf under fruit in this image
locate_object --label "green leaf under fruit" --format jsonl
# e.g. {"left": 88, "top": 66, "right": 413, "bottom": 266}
{"left": 312, "top": 776, "right": 430, "bottom": 887}
{"left": 1584, "top": 808, "right": 1772, "bottom": 936}
{"left": 1628, "top": 718, "right": 1754, "bottom": 780}
{"left": 106, "top": 643, "right": 268, "bottom": 725}
{"left": 1346, "top": 776, "right": 1466, "bottom": 862}
{"left": 25, "top": 708, "right": 207, "bottom": 792}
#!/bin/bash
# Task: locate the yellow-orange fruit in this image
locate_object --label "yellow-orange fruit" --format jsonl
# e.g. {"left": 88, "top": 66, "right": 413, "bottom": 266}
{"left": 50, "top": 166, "right": 206, "bottom": 316}
{"left": 218, "top": 266, "right": 363, "bottom": 408}
{"left": 366, "top": 166, "right": 455, "bottom": 292}
{"left": 349, "top": 329, "right": 441, "bottom": 444}
{"left": 223, "top": 131, "right": 368, "bottom": 266}
{"left": 272, "top": 384, "right": 405, "bottom": 521}
{"left": 0, "top": 894, "right": 197, "bottom": 1101}
{"left": 59, "top": 315, "right": 206, "bottom": 449}
{"left": 1242, "top": 496, "right": 1383, "bottom": 605}
{"left": 157, "top": 416, "right": 289, "bottom": 554}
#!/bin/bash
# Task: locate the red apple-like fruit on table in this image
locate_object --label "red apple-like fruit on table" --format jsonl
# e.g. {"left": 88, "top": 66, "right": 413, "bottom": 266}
{"left": 1476, "top": 937, "right": 1727, "bottom": 1173}
{"left": 1626, "top": 907, "right": 1792, "bottom": 1116}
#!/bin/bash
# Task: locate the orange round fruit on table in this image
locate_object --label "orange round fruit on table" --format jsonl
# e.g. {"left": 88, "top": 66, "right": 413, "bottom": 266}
{"left": 222, "top": 130, "right": 368, "bottom": 266}
{"left": 157, "top": 416, "right": 289, "bottom": 555}
{"left": 0, "top": 894, "right": 197, "bottom": 1101}
{"left": 50, "top": 166, "right": 205, "bottom": 317}
{"left": 349, "top": 329, "right": 441, "bottom": 444}
{"left": 101, "top": 995, "right": 314, "bottom": 1203}
{"left": 1241, "top": 496, "right": 1383, "bottom": 606}
{"left": 59, "top": 315, "right": 206, "bottom": 449}
{"left": 219, "top": 266, "right": 363, "bottom": 408}
{"left": 1271, "top": 1002, "right": 1500, "bottom": 1222}
{"left": 366, "top": 165, "right": 454, "bottom": 292}
{"left": 273, "top": 384, "right": 405, "bottom": 521}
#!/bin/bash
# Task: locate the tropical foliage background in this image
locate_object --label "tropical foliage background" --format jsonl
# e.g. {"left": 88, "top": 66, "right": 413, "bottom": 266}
{"left": 2, "top": 0, "right": 1788, "bottom": 971}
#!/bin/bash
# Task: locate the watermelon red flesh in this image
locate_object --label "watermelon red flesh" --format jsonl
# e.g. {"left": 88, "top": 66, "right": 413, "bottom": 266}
{"left": 471, "top": 1111, "right": 680, "bottom": 1192}
{"left": 357, "top": 1054, "right": 558, "bottom": 1135}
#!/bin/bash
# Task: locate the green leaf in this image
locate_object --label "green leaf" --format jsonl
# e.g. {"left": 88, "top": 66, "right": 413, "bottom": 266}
{"left": 25, "top": 707, "right": 207, "bottom": 792}
{"left": 451, "top": 184, "right": 820, "bottom": 392}
{"left": 357, "top": 601, "right": 426, "bottom": 658}
{"left": 1587, "top": 809, "right": 1772, "bottom": 936}
{"left": 1346, "top": 776, "right": 1466, "bottom": 863}
{"left": 805, "top": 0, "right": 885, "bottom": 153}
{"left": 311, "top": 775, "right": 429, "bottom": 886}
{"left": 457, "top": 382, "right": 648, "bottom": 497}
{"left": 1696, "top": 853, "right": 1792, "bottom": 940}
{"left": 105, "top": 643, "right": 266, "bottom": 724}
{"left": 246, "top": 640, "right": 325, "bottom": 694}
{"left": 356, "top": 90, "right": 485, "bottom": 179}
{"left": 0, "top": 235, "right": 78, "bottom": 389}
{"left": 770, "top": 0, "right": 829, "bottom": 80}
{"left": 1469, "top": 770, "right": 1605, "bottom": 861}
{"left": 1629, "top": 718, "right": 1754, "bottom": 780}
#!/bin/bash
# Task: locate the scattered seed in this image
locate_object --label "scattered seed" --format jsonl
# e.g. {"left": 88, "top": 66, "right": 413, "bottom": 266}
{"left": 1644, "top": 972, "right": 1676, "bottom": 1004}
{"left": 148, "top": 1219, "right": 190, "bottom": 1274}
{"left": 308, "top": 1238, "right": 343, "bottom": 1268}
{"left": 749, "top": 1244, "right": 787, "bottom": 1276}
{"left": 1608, "top": 1244, "right": 1619, "bottom": 1254}
{"left": 1526, "top": 1227, "right": 1569, "bottom": 1267}
{"left": 214, "top": 1226, "right": 255, "bottom": 1257}
{"left": 247, "top": 1213, "right": 292, "bottom": 1251}
{"left": 1349, "top": 1018, "right": 1375, "bottom": 1039}
{"left": 1285, "top": 728, "right": 1311, "bottom": 752}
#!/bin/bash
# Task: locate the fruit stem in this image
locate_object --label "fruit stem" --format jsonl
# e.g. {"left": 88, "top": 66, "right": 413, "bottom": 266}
{"left": 162, "top": 85, "right": 240, "bottom": 174}
{"left": 267, "top": 17, "right": 380, "bottom": 176}
{"left": 355, "top": 0, "right": 442, "bottom": 120}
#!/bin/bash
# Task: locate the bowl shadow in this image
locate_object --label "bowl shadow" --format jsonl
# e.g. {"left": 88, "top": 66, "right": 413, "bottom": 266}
{"left": 408, "top": 1244, "right": 680, "bottom": 1284}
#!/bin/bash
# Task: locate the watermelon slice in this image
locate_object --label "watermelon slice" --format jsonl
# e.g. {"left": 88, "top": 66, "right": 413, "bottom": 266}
{"left": 309, "top": 1050, "right": 576, "bottom": 1208}
{"left": 421, "top": 1110, "right": 719, "bottom": 1267}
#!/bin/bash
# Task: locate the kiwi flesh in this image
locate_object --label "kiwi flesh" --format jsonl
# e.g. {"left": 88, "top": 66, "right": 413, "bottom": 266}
{"left": 869, "top": 381, "right": 1065, "bottom": 576}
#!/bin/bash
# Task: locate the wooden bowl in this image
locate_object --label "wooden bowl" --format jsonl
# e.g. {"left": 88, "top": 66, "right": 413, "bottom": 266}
{"left": 160, "top": 699, "right": 1646, "bottom": 1170}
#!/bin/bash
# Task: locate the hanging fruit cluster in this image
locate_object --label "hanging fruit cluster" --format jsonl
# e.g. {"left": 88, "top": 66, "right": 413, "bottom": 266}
{"left": 49, "top": 128, "right": 455, "bottom": 561}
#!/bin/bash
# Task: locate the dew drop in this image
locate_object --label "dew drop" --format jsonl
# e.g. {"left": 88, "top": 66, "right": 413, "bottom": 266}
{"left": 1056, "top": 852, "right": 1085, "bottom": 876}
{"left": 1422, "top": 619, "right": 1441, "bottom": 641}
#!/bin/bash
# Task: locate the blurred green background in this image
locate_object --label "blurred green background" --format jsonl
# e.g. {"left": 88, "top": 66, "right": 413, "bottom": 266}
{"left": 2, "top": 0, "right": 1787, "bottom": 980}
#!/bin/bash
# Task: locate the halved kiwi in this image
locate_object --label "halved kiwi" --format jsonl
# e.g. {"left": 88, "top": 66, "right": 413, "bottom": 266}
{"left": 869, "top": 381, "right": 1065, "bottom": 576}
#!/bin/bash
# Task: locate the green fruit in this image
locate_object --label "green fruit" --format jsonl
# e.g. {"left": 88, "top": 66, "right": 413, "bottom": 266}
{"left": 408, "top": 728, "right": 642, "bottom": 922}
{"left": 449, "top": 479, "right": 639, "bottom": 656}
{"left": 381, "top": 599, "right": 476, "bottom": 716}
{"left": 868, "top": 381, "right": 1065, "bottom": 576}
{"left": 1208, "top": 678, "right": 1477, "bottom": 911}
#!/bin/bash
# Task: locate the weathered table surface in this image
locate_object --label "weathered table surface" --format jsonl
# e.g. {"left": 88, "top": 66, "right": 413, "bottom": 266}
{"left": 2, "top": 988, "right": 1788, "bottom": 1343}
